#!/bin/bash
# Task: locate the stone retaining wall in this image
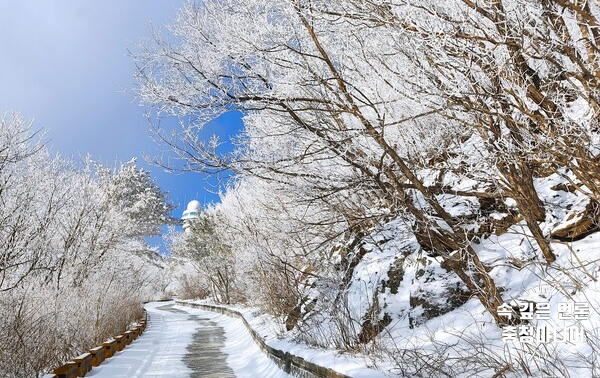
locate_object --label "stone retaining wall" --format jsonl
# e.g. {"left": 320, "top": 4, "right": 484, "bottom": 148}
{"left": 176, "top": 300, "right": 353, "bottom": 378}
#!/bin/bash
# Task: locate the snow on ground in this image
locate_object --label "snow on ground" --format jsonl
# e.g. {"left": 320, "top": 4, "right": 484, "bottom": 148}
{"left": 179, "top": 299, "right": 391, "bottom": 378}
{"left": 89, "top": 301, "right": 292, "bottom": 378}
{"left": 89, "top": 302, "right": 193, "bottom": 377}
{"left": 171, "top": 303, "right": 294, "bottom": 378}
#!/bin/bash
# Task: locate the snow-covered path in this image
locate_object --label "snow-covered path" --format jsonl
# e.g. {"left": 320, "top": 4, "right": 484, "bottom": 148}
{"left": 88, "top": 301, "right": 293, "bottom": 378}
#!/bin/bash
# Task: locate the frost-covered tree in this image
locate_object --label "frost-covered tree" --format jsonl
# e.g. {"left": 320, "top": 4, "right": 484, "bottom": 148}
{"left": 0, "top": 112, "right": 172, "bottom": 377}
{"left": 135, "top": 0, "right": 509, "bottom": 323}
{"left": 127, "top": 1, "right": 600, "bottom": 376}
{"left": 135, "top": 1, "right": 600, "bottom": 375}
{"left": 369, "top": 0, "right": 600, "bottom": 264}
{"left": 168, "top": 209, "right": 239, "bottom": 304}
{"left": 97, "top": 158, "right": 173, "bottom": 238}
{"left": 0, "top": 113, "right": 58, "bottom": 291}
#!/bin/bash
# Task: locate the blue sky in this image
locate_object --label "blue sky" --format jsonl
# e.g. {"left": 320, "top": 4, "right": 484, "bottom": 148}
{"left": 0, "top": 1, "right": 242, "bottom": 252}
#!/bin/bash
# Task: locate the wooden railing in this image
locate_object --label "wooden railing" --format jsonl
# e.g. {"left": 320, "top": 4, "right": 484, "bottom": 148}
{"left": 40, "top": 311, "right": 148, "bottom": 378}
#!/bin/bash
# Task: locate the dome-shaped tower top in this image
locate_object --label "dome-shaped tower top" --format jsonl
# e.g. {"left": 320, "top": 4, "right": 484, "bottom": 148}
{"left": 187, "top": 200, "right": 201, "bottom": 211}
{"left": 182, "top": 200, "right": 201, "bottom": 220}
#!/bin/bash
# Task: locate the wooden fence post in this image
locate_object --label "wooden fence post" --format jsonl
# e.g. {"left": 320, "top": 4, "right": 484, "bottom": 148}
{"left": 73, "top": 353, "right": 92, "bottom": 377}
{"left": 53, "top": 361, "right": 77, "bottom": 378}
{"left": 114, "top": 335, "right": 125, "bottom": 351}
{"left": 102, "top": 340, "right": 116, "bottom": 358}
{"left": 124, "top": 330, "right": 133, "bottom": 345}
{"left": 89, "top": 346, "right": 105, "bottom": 367}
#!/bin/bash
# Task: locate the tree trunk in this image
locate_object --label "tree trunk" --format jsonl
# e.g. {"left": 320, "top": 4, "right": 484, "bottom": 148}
{"left": 500, "top": 160, "right": 556, "bottom": 263}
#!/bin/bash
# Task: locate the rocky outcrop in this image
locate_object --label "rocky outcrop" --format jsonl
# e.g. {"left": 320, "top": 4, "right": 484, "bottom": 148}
{"left": 358, "top": 295, "right": 392, "bottom": 344}
{"left": 384, "top": 256, "right": 405, "bottom": 295}
{"left": 408, "top": 257, "right": 471, "bottom": 328}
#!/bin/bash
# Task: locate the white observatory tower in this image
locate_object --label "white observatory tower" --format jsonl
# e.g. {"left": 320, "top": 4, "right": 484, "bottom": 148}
{"left": 181, "top": 200, "right": 201, "bottom": 232}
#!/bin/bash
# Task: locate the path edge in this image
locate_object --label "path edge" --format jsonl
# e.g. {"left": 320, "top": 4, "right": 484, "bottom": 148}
{"left": 175, "top": 300, "right": 353, "bottom": 378}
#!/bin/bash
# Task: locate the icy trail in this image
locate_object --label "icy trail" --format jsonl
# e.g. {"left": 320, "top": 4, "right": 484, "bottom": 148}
{"left": 88, "top": 301, "right": 293, "bottom": 378}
